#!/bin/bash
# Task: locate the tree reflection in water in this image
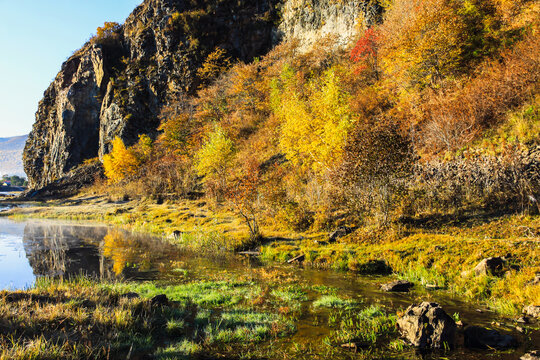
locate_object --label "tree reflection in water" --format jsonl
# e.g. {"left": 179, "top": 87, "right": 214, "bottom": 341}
{"left": 22, "top": 221, "right": 178, "bottom": 281}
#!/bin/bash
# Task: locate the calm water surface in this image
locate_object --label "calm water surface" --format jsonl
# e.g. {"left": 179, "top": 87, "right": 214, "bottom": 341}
{"left": 0, "top": 217, "right": 537, "bottom": 359}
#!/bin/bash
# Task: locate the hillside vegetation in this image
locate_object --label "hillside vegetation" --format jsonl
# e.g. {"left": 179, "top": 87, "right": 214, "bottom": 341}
{"left": 101, "top": 0, "right": 539, "bottom": 232}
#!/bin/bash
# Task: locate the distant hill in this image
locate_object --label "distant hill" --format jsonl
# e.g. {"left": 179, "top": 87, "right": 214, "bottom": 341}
{"left": 0, "top": 135, "right": 28, "bottom": 177}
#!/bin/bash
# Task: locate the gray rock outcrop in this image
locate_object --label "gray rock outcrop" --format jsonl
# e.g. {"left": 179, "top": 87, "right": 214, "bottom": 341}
{"left": 24, "top": 0, "right": 280, "bottom": 189}
{"left": 397, "top": 302, "right": 456, "bottom": 349}
{"left": 278, "top": 0, "right": 383, "bottom": 52}
{"left": 24, "top": 0, "right": 386, "bottom": 190}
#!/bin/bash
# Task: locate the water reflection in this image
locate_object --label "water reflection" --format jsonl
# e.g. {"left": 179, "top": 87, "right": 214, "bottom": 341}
{"left": 23, "top": 222, "right": 109, "bottom": 279}
{"left": 0, "top": 219, "right": 189, "bottom": 289}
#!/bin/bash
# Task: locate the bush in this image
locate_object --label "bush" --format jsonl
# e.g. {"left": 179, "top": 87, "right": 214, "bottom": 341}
{"left": 336, "top": 121, "right": 414, "bottom": 225}
{"left": 92, "top": 22, "right": 122, "bottom": 46}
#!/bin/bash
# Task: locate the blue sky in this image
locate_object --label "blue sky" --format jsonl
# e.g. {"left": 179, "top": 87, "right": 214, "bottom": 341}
{"left": 0, "top": 0, "right": 142, "bottom": 138}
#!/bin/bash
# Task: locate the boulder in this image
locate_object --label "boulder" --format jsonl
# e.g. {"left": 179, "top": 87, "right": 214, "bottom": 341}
{"left": 521, "top": 351, "right": 540, "bottom": 360}
{"left": 397, "top": 302, "right": 456, "bottom": 349}
{"left": 463, "top": 326, "right": 517, "bottom": 349}
{"left": 328, "top": 226, "right": 355, "bottom": 243}
{"left": 473, "top": 257, "right": 505, "bottom": 276}
{"left": 381, "top": 280, "right": 413, "bottom": 292}
{"left": 523, "top": 305, "right": 540, "bottom": 319}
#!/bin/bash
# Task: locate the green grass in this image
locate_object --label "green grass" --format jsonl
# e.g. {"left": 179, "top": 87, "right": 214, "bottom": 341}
{"left": 271, "top": 285, "right": 308, "bottom": 303}
{"left": 313, "top": 295, "right": 360, "bottom": 309}
{"left": 328, "top": 305, "right": 398, "bottom": 345}
{"left": 103, "top": 280, "right": 262, "bottom": 307}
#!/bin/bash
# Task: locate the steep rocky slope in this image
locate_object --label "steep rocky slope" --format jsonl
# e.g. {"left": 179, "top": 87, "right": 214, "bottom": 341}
{"left": 24, "top": 0, "right": 380, "bottom": 190}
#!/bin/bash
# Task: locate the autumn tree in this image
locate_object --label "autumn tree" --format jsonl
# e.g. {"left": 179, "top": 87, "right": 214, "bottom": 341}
{"left": 103, "top": 135, "right": 152, "bottom": 183}
{"left": 337, "top": 121, "right": 414, "bottom": 225}
{"left": 157, "top": 110, "right": 196, "bottom": 157}
{"left": 224, "top": 159, "right": 263, "bottom": 242}
{"left": 271, "top": 66, "right": 355, "bottom": 174}
{"left": 197, "top": 47, "right": 232, "bottom": 86}
{"left": 93, "top": 22, "right": 122, "bottom": 46}
{"left": 194, "top": 125, "right": 235, "bottom": 198}
{"left": 350, "top": 27, "right": 380, "bottom": 79}
{"left": 379, "top": 0, "right": 501, "bottom": 89}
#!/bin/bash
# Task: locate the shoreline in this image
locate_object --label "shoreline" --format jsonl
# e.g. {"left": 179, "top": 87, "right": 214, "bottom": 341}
{"left": 1, "top": 194, "right": 538, "bottom": 319}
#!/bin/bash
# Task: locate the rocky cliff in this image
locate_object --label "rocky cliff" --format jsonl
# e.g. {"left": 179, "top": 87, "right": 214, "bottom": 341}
{"left": 24, "top": 0, "right": 381, "bottom": 189}
{"left": 278, "top": 0, "right": 382, "bottom": 51}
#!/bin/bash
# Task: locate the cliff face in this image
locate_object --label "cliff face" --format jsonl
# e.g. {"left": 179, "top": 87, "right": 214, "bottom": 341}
{"left": 278, "top": 0, "right": 382, "bottom": 51}
{"left": 24, "top": 0, "right": 381, "bottom": 189}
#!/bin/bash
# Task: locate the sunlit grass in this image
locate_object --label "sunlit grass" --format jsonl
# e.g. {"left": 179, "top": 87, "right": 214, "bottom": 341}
{"left": 313, "top": 295, "right": 360, "bottom": 309}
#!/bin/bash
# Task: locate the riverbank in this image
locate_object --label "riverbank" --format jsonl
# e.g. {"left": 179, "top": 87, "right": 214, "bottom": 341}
{"left": 1, "top": 195, "right": 539, "bottom": 318}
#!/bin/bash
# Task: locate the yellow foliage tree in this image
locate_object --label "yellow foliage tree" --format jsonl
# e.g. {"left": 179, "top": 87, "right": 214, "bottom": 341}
{"left": 93, "top": 22, "right": 122, "bottom": 45}
{"left": 195, "top": 125, "right": 235, "bottom": 178}
{"left": 103, "top": 136, "right": 146, "bottom": 183}
{"left": 271, "top": 66, "right": 355, "bottom": 174}
{"left": 197, "top": 47, "right": 232, "bottom": 85}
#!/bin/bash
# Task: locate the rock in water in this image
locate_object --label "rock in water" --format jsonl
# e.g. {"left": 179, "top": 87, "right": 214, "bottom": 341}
{"left": 463, "top": 326, "right": 517, "bottom": 349}
{"left": 380, "top": 280, "right": 413, "bottom": 292}
{"left": 473, "top": 257, "right": 505, "bottom": 276}
{"left": 397, "top": 302, "right": 456, "bottom": 349}
{"left": 521, "top": 351, "right": 540, "bottom": 360}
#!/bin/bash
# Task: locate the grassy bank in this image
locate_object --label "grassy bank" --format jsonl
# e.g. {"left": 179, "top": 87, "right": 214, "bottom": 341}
{"left": 2, "top": 194, "right": 322, "bottom": 251}
{"left": 0, "top": 275, "right": 411, "bottom": 360}
{"left": 0, "top": 277, "right": 297, "bottom": 360}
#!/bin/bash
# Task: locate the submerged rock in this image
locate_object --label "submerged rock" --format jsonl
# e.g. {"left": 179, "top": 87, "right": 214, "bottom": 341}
{"left": 397, "top": 302, "right": 456, "bottom": 349}
{"left": 380, "top": 280, "right": 413, "bottom": 292}
{"left": 356, "top": 260, "right": 393, "bottom": 275}
{"left": 463, "top": 326, "right": 517, "bottom": 349}
{"left": 473, "top": 257, "right": 506, "bottom": 276}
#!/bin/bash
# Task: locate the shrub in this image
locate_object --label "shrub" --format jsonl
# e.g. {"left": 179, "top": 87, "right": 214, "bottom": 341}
{"left": 337, "top": 121, "right": 414, "bottom": 225}
{"left": 93, "top": 22, "right": 122, "bottom": 46}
